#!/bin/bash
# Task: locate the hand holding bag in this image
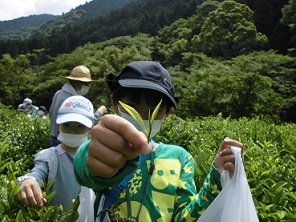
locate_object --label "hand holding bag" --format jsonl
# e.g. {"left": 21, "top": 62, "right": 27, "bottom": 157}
{"left": 197, "top": 146, "right": 259, "bottom": 222}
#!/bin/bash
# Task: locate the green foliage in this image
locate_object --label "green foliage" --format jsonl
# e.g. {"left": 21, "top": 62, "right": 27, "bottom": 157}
{"left": 152, "top": 0, "right": 222, "bottom": 66}
{"left": 0, "top": 0, "right": 198, "bottom": 58}
{"left": 172, "top": 50, "right": 295, "bottom": 123}
{"left": 31, "top": 34, "right": 153, "bottom": 110}
{"left": 0, "top": 104, "right": 49, "bottom": 160}
{"left": 0, "top": 0, "right": 294, "bottom": 124}
{"left": 153, "top": 18, "right": 193, "bottom": 65}
{"left": 0, "top": 53, "right": 38, "bottom": 107}
{"left": 0, "top": 105, "right": 79, "bottom": 221}
{"left": 192, "top": 0, "right": 269, "bottom": 58}
{"left": 0, "top": 14, "right": 56, "bottom": 40}
{"left": 1, "top": 33, "right": 295, "bottom": 123}
{"left": 0, "top": 103, "right": 295, "bottom": 221}
{"left": 281, "top": 0, "right": 296, "bottom": 55}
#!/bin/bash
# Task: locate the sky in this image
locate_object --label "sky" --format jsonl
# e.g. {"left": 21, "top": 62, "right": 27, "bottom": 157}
{"left": 0, "top": 0, "right": 89, "bottom": 21}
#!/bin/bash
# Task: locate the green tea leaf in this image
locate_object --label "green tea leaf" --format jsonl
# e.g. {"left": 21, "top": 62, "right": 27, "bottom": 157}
{"left": 271, "top": 181, "right": 287, "bottom": 192}
{"left": 150, "top": 99, "right": 162, "bottom": 123}
{"left": 119, "top": 101, "right": 147, "bottom": 135}
{"left": 16, "top": 209, "right": 24, "bottom": 221}
{"left": 147, "top": 99, "right": 162, "bottom": 139}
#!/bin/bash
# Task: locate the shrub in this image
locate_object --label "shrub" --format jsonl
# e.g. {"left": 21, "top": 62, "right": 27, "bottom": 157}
{"left": 1, "top": 105, "right": 295, "bottom": 221}
{"left": 157, "top": 114, "right": 296, "bottom": 221}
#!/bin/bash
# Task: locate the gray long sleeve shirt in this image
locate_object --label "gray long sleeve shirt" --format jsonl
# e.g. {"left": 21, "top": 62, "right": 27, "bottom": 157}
{"left": 27, "top": 145, "right": 81, "bottom": 208}
{"left": 49, "top": 82, "right": 78, "bottom": 138}
{"left": 49, "top": 83, "right": 103, "bottom": 138}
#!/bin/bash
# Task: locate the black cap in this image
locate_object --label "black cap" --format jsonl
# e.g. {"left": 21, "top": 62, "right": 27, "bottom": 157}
{"left": 106, "top": 61, "right": 178, "bottom": 107}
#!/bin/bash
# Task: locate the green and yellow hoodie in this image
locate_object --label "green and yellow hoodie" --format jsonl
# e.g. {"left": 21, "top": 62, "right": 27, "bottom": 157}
{"left": 74, "top": 141, "right": 221, "bottom": 221}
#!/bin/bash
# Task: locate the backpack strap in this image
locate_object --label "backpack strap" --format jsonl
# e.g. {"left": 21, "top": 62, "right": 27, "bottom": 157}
{"left": 102, "top": 153, "right": 148, "bottom": 209}
{"left": 97, "top": 140, "right": 156, "bottom": 221}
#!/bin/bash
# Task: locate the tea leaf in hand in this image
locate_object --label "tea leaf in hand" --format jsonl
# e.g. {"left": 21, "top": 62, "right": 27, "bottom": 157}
{"left": 147, "top": 99, "right": 162, "bottom": 139}
{"left": 119, "top": 101, "right": 147, "bottom": 135}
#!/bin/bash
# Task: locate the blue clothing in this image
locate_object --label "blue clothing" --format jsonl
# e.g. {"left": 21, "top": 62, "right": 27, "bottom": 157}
{"left": 27, "top": 145, "right": 81, "bottom": 208}
{"left": 17, "top": 144, "right": 96, "bottom": 221}
{"left": 27, "top": 106, "right": 39, "bottom": 116}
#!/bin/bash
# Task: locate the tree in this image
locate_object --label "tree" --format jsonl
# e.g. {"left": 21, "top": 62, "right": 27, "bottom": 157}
{"left": 0, "top": 54, "right": 35, "bottom": 107}
{"left": 153, "top": 18, "right": 192, "bottom": 66}
{"left": 192, "top": 0, "right": 268, "bottom": 58}
{"left": 281, "top": 0, "right": 296, "bottom": 55}
{"left": 151, "top": 1, "right": 221, "bottom": 66}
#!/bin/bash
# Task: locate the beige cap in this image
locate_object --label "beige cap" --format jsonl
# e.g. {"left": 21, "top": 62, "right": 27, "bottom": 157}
{"left": 65, "top": 65, "right": 97, "bottom": 82}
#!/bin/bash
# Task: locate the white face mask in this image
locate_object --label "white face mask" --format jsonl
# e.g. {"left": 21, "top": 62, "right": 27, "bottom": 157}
{"left": 77, "top": 85, "right": 89, "bottom": 95}
{"left": 38, "top": 110, "right": 44, "bottom": 116}
{"left": 57, "top": 131, "right": 89, "bottom": 148}
{"left": 118, "top": 106, "right": 165, "bottom": 138}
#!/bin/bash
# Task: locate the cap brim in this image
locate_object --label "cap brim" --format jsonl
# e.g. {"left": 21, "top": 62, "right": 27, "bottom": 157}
{"left": 56, "top": 113, "right": 93, "bottom": 128}
{"left": 119, "top": 79, "right": 177, "bottom": 107}
{"left": 65, "top": 76, "right": 97, "bottom": 83}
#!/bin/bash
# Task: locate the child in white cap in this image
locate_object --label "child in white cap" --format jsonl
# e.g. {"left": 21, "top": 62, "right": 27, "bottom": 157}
{"left": 18, "top": 98, "right": 39, "bottom": 117}
{"left": 17, "top": 95, "right": 96, "bottom": 221}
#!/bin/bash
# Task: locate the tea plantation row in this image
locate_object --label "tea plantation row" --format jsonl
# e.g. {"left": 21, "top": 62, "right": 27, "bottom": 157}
{"left": 0, "top": 104, "right": 295, "bottom": 221}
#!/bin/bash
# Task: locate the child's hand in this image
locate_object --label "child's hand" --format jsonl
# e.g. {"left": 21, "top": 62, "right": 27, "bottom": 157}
{"left": 87, "top": 114, "right": 151, "bottom": 178}
{"left": 17, "top": 179, "right": 47, "bottom": 208}
{"left": 214, "top": 137, "right": 244, "bottom": 178}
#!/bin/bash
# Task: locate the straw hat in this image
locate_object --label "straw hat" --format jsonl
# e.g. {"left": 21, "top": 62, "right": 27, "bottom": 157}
{"left": 65, "top": 65, "right": 97, "bottom": 82}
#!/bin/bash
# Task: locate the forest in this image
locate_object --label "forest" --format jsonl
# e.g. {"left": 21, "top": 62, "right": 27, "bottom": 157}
{"left": 0, "top": 0, "right": 295, "bottom": 123}
{"left": 0, "top": 0, "right": 294, "bottom": 58}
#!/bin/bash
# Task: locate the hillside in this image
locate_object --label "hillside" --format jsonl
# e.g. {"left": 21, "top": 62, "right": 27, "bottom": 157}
{"left": 0, "top": 14, "right": 57, "bottom": 40}
{"left": 0, "top": 0, "right": 136, "bottom": 41}
{"left": 38, "top": 0, "right": 137, "bottom": 35}
{"left": 0, "top": 0, "right": 199, "bottom": 57}
{"left": 0, "top": 0, "right": 293, "bottom": 58}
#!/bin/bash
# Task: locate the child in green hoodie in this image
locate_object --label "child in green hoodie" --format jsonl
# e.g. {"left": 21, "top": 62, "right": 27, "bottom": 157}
{"left": 74, "top": 61, "right": 244, "bottom": 221}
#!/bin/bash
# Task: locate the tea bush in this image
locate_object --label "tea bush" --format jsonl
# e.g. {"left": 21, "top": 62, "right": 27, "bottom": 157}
{"left": 0, "top": 104, "right": 78, "bottom": 221}
{"left": 157, "top": 115, "right": 296, "bottom": 222}
{"left": 1, "top": 105, "right": 295, "bottom": 221}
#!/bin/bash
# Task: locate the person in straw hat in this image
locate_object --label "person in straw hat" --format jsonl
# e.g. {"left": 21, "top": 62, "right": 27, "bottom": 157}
{"left": 48, "top": 65, "right": 107, "bottom": 148}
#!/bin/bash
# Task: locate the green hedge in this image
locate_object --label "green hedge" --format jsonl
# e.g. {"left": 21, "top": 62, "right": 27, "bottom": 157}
{"left": 1, "top": 105, "right": 295, "bottom": 221}
{"left": 157, "top": 114, "right": 296, "bottom": 222}
{"left": 0, "top": 104, "right": 79, "bottom": 221}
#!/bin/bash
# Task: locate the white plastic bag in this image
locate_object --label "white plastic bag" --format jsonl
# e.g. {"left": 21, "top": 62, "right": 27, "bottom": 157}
{"left": 77, "top": 186, "right": 96, "bottom": 222}
{"left": 197, "top": 146, "right": 259, "bottom": 222}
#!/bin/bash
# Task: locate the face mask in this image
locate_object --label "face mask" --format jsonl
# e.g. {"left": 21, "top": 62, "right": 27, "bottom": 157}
{"left": 38, "top": 110, "right": 44, "bottom": 116}
{"left": 77, "top": 85, "right": 89, "bottom": 95}
{"left": 143, "top": 119, "right": 164, "bottom": 138}
{"left": 57, "top": 131, "right": 89, "bottom": 148}
{"left": 118, "top": 106, "right": 165, "bottom": 138}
